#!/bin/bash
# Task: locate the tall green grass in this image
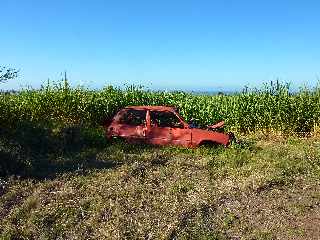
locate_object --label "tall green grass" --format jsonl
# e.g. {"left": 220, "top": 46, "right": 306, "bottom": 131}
{"left": 1, "top": 80, "right": 320, "bottom": 134}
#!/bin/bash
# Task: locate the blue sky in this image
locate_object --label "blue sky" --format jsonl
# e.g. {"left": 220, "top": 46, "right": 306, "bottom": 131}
{"left": 1, "top": 0, "right": 320, "bottom": 91}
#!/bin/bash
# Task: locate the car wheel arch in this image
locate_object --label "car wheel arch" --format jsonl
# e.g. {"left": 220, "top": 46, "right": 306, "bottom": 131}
{"left": 198, "top": 140, "right": 221, "bottom": 147}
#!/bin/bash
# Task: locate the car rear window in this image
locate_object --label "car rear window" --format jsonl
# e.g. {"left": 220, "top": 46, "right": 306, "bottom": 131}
{"left": 118, "top": 109, "right": 146, "bottom": 126}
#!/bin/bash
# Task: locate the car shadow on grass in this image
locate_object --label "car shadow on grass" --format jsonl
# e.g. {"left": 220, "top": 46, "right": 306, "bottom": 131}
{"left": 0, "top": 121, "right": 121, "bottom": 179}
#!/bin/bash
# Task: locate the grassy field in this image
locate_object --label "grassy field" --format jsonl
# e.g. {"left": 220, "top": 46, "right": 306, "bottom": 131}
{"left": 1, "top": 82, "right": 320, "bottom": 239}
{"left": 0, "top": 124, "right": 320, "bottom": 239}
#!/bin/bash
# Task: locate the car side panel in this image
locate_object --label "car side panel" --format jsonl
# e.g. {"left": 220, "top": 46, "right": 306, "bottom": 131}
{"left": 119, "top": 124, "right": 145, "bottom": 139}
{"left": 171, "top": 127, "right": 192, "bottom": 147}
{"left": 106, "top": 109, "right": 147, "bottom": 143}
{"left": 147, "top": 126, "right": 171, "bottom": 145}
{"left": 191, "top": 128, "right": 230, "bottom": 146}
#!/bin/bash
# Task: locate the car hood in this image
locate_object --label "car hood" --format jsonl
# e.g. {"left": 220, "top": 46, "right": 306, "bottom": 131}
{"left": 190, "top": 128, "right": 218, "bottom": 136}
{"left": 207, "top": 120, "right": 225, "bottom": 130}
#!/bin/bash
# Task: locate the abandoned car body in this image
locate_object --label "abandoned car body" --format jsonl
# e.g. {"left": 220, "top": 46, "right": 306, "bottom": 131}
{"left": 103, "top": 106, "right": 234, "bottom": 148}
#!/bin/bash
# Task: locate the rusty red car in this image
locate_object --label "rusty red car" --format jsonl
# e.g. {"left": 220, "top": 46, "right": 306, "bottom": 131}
{"left": 103, "top": 106, "right": 234, "bottom": 148}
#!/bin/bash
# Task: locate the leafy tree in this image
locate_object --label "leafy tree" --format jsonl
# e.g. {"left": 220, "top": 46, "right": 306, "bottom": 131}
{"left": 0, "top": 66, "right": 19, "bottom": 83}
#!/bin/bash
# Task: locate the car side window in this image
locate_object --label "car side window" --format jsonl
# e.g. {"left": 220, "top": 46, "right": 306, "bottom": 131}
{"left": 150, "top": 111, "right": 183, "bottom": 128}
{"left": 119, "top": 109, "right": 146, "bottom": 126}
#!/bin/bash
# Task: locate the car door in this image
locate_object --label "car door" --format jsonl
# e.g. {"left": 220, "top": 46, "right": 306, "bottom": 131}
{"left": 171, "top": 123, "right": 191, "bottom": 147}
{"left": 169, "top": 112, "right": 191, "bottom": 147}
{"left": 116, "top": 109, "right": 147, "bottom": 143}
{"left": 147, "top": 111, "right": 172, "bottom": 145}
{"left": 147, "top": 110, "right": 191, "bottom": 147}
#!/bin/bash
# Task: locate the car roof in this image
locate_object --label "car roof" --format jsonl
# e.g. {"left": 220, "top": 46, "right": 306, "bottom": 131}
{"left": 124, "top": 106, "right": 177, "bottom": 111}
